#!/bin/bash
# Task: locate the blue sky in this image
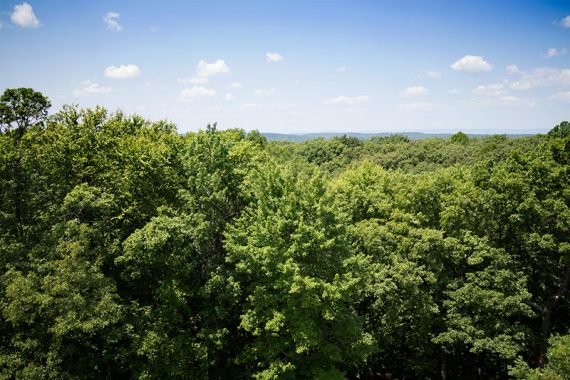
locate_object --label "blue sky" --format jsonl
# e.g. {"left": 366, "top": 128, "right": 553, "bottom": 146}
{"left": 1, "top": 0, "right": 569, "bottom": 134}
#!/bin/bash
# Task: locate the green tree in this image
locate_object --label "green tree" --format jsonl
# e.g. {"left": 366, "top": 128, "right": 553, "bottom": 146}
{"left": 0, "top": 89, "right": 51, "bottom": 243}
{"left": 0, "top": 185, "right": 124, "bottom": 379}
{"left": 225, "top": 163, "right": 375, "bottom": 379}
{"left": 114, "top": 125, "right": 263, "bottom": 378}
{"left": 0, "top": 88, "right": 51, "bottom": 135}
{"left": 332, "top": 162, "right": 534, "bottom": 378}
{"left": 442, "top": 141, "right": 570, "bottom": 368}
{"left": 450, "top": 131, "right": 469, "bottom": 144}
{"left": 548, "top": 121, "right": 570, "bottom": 139}
{"left": 512, "top": 333, "right": 570, "bottom": 379}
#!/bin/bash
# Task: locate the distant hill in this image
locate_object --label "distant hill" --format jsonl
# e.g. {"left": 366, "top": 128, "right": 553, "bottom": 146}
{"left": 261, "top": 132, "right": 534, "bottom": 142}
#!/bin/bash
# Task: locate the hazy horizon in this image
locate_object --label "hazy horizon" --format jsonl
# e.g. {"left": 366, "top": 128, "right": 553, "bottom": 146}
{"left": 1, "top": 0, "right": 569, "bottom": 134}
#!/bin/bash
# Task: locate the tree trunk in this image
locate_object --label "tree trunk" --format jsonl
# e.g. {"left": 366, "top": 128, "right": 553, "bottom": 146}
{"left": 538, "top": 265, "right": 570, "bottom": 368}
{"left": 440, "top": 350, "right": 448, "bottom": 380}
{"left": 539, "top": 306, "right": 552, "bottom": 368}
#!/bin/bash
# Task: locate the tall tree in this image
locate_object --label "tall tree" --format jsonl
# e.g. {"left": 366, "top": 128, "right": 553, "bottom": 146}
{"left": 0, "top": 88, "right": 51, "bottom": 136}
{"left": 0, "top": 88, "right": 50, "bottom": 243}
{"left": 114, "top": 126, "right": 263, "bottom": 378}
{"left": 442, "top": 139, "right": 570, "bottom": 369}
{"left": 225, "top": 163, "right": 375, "bottom": 379}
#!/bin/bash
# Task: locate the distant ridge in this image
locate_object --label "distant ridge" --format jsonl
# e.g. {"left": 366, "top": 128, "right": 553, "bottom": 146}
{"left": 261, "top": 132, "right": 534, "bottom": 142}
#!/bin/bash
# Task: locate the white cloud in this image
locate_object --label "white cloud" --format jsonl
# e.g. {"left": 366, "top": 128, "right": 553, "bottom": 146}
{"left": 73, "top": 80, "right": 112, "bottom": 97}
{"left": 472, "top": 83, "right": 506, "bottom": 97}
{"left": 178, "top": 86, "right": 217, "bottom": 101}
{"left": 177, "top": 77, "right": 208, "bottom": 84}
{"left": 103, "top": 12, "right": 122, "bottom": 32}
{"left": 402, "top": 86, "right": 430, "bottom": 96}
{"left": 450, "top": 55, "right": 492, "bottom": 73}
{"left": 511, "top": 81, "right": 532, "bottom": 90}
{"left": 561, "top": 15, "right": 570, "bottom": 28}
{"left": 494, "top": 96, "right": 529, "bottom": 107}
{"left": 225, "top": 93, "right": 235, "bottom": 101}
{"left": 149, "top": 26, "right": 159, "bottom": 32}
{"left": 266, "top": 52, "right": 284, "bottom": 63}
{"left": 324, "top": 95, "right": 369, "bottom": 106}
{"left": 11, "top": 2, "right": 40, "bottom": 28}
{"left": 254, "top": 88, "right": 279, "bottom": 96}
{"left": 550, "top": 91, "right": 570, "bottom": 103}
{"left": 240, "top": 102, "right": 293, "bottom": 111}
{"left": 266, "top": 103, "right": 293, "bottom": 110}
{"left": 196, "top": 59, "right": 231, "bottom": 78}
{"left": 178, "top": 105, "right": 223, "bottom": 112}
{"left": 510, "top": 67, "right": 570, "bottom": 90}
{"left": 399, "top": 102, "right": 440, "bottom": 111}
{"left": 469, "top": 82, "right": 536, "bottom": 107}
{"left": 104, "top": 64, "right": 141, "bottom": 79}
{"left": 227, "top": 82, "right": 242, "bottom": 89}
{"left": 448, "top": 88, "right": 460, "bottom": 95}
{"left": 417, "top": 69, "right": 441, "bottom": 79}
{"left": 337, "top": 67, "right": 347, "bottom": 72}
{"left": 490, "top": 96, "right": 535, "bottom": 107}
{"left": 241, "top": 103, "right": 260, "bottom": 109}
{"left": 506, "top": 64, "right": 520, "bottom": 75}
{"left": 182, "top": 60, "right": 231, "bottom": 84}
{"left": 542, "top": 48, "right": 567, "bottom": 59}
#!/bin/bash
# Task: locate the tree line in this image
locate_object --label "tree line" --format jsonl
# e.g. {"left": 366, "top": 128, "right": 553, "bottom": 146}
{"left": 1, "top": 88, "right": 569, "bottom": 379}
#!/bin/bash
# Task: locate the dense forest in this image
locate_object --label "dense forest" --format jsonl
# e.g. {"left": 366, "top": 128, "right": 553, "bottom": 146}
{"left": 0, "top": 88, "right": 569, "bottom": 379}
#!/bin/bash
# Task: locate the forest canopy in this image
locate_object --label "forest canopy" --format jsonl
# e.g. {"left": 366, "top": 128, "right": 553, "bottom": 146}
{"left": 0, "top": 88, "right": 569, "bottom": 379}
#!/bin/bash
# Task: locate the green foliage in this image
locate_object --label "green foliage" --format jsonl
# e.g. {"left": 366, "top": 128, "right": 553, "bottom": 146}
{"left": 332, "top": 162, "right": 536, "bottom": 377}
{"left": 450, "top": 131, "right": 469, "bottom": 144}
{"left": 182, "top": 125, "right": 261, "bottom": 241}
{"left": 1, "top": 185, "right": 124, "bottom": 378}
{"left": 512, "top": 333, "right": 570, "bottom": 379}
{"left": 541, "top": 334, "right": 570, "bottom": 379}
{"left": 548, "top": 121, "right": 570, "bottom": 138}
{"left": 113, "top": 125, "right": 263, "bottom": 378}
{"left": 0, "top": 88, "right": 51, "bottom": 135}
{"left": 117, "top": 213, "right": 224, "bottom": 378}
{"left": 0, "top": 89, "right": 568, "bottom": 378}
{"left": 268, "top": 130, "right": 542, "bottom": 174}
{"left": 225, "top": 163, "right": 374, "bottom": 378}
{"left": 433, "top": 233, "right": 533, "bottom": 360}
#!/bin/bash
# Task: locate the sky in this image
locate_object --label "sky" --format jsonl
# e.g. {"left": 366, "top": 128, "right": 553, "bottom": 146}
{"left": 0, "top": 0, "right": 569, "bottom": 134}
